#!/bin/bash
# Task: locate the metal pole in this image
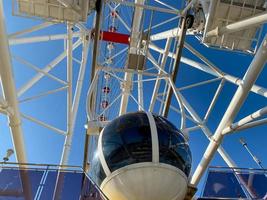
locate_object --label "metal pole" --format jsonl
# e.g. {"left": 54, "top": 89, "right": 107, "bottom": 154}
{"left": 60, "top": 23, "right": 73, "bottom": 166}
{"left": 18, "top": 39, "right": 81, "bottom": 97}
{"left": 119, "top": 0, "right": 145, "bottom": 115}
{"left": 9, "top": 32, "right": 81, "bottom": 45}
{"left": 137, "top": 74, "right": 144, "bottom": 111}
{"left": 239, "top": 138, "right": 265, "bottom": 170}
{"left": 223, "top": 106, "right": 267, "bottom": 134}
{"left": 149, "top": 37, "right": 172, "bottom": 112}
{"left": 0, "top": 1, "right": 32, "bottom": 199}
{"left": 71, "top": 36, "right": 90, "bottom": 134}
{"left": 8, "top": 22, "right": 53, "bottom": 38}
{"left": 53, "top": 23, "right": 74, "bottom": 200}
{"left": 206, "top": 12, "right": 267, "bottom": 37}
{"left": 162, "top": 14, "right": 190, "bottom": 117}
{"left": 190, "top": 34, "right": 267, "bottom": 186}
{"left": 0, "top": 0, "right": 27, "bottom": 164}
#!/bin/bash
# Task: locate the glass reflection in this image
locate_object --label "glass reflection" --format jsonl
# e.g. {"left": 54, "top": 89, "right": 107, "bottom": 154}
{"left": 154, "top": 115, "right": 192, "bottom": 177}
{"left": 102, "top": 112, "right": 152, "bottom": 172}
{"left": 0, "top": 167, "right": 105, "bottom": 200}
{"left": 203, "top": 171, "right": 247, "bottom": 198}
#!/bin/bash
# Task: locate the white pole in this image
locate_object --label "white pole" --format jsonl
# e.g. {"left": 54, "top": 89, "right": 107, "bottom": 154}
{"left": 190, "top": 34, "right": 267, "bottom": 186}
{"left": 179, "top": 93, "right": 237, "bottom": 169}
{"left": 71, "top": 36, "right": 90, "bottom": 134}
{"left": 0, "top": 2, "right": 32, "bottom": 198}
{"left": 17, "top": 39, "right": 81, "bottom": 97}
{"left": 119, "top": 0, "right": 145, "bottom": 115}
{"left": 206, "top": 12, "right": 267, "bottom": 37}
{"left": 137, "top": 74, "right": 144, "bottom": 111}
{"left": 8, "top": 22, "right": 53, "bottom": 38}
{"left": 60, "top": 23, "right": 73, "bottom": 166}
{"left": 9, "top": 32, "right": 81, "bottom": 45}
{"left": 0, "top": 0, "right": 27, "bottom": 163}
{"left": 223, "top": 106, "right": 267, "bottom": 134}
{"left": 150, "top": 42, "right": 267, "bottom": 97}
{"left": 149, "top": 38, "right": 172, "bottom": 112}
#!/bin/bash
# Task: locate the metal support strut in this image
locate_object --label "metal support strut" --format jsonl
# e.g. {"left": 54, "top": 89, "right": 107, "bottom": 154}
{"left": 162, "top": 14, "right": 193, "bottom": 117}
{"left": 190, "top": 33, "right": 267, "bottom": 186}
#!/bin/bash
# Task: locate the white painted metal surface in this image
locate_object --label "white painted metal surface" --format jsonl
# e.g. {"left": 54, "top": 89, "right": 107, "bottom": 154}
{"left": 13, "top": 0, "right": 93, "bottom": 22}
{"left": 1, "top": 0, "right": 267, "bottom": 198}
{"left": 190, "top": 33, "right": 267, "bottom": 186}
{"left": 201, "top": 0, "right": 267, "bottom": 52}
{"left": 100, "top": 163, "right": 188, "bottom": 200}
{"left": 0, "top": 0, "right": 27, "bottom": 163}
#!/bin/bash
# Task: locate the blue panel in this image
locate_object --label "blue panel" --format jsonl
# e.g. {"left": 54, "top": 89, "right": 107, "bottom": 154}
{"left": 239, "top": 172, "right": 267, "bottom": 199}
{"left": 0, "top": 169, "right": 43, "bottom": 200}
{"left": 0, "top": 168, "right": 106, "bottom": 200}
{"left": 202, "top": 171, "right": 247, "bottom": 198}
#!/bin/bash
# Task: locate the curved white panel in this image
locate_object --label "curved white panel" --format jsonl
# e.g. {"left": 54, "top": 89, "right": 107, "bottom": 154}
{"left": 100, "top": 162, "right": 188, "bottom": 200}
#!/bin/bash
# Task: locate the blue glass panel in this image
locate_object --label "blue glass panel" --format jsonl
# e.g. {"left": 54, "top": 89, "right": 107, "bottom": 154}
{"left": 0, "top": 168, "right": 106, "bottom": 200}
{"left": 154, "top": 115, "right": 192, "bottom": 176}
{"left": 239, "top": 172, "right": 267, "bottom": 199}
{"left": 40, "top": 171, "right": 106, "bottom": 200}
{"left": 203, "top": 171, "right": 247, "bottom": 198}
{"left": 0, "top": 169, "right": 43, "bottom": 200}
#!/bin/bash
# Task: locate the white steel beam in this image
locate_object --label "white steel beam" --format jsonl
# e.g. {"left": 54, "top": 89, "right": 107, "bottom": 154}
{"left": 106, "top": 0, "right": 180, "bottom": 15}
{"left": 8, "top": 22, "right": 53, "bottom": 38}
{"left": 21, "top": 113, "right": 66, "bottom": 135}
{"left": 71, "top": 36, "right": 90, "bottom": 136}
{"left": 223, "top": 106, "right": 267, "bottom": 135}
{"left": 190, "top": 34, "right": 267, "bottom": 186}
{"left": 150, "top": 28, "right": 179, "bottom": 41}
{"left": 0, "top": 96, "right": 13, "bottom": 116}
{"left": 179, "top": 93, "right": 237, "bottom": 169}
{"left": 150, "top": 42, "right": 267, "bottom": 98}
{"left": 9, "top": 32, "right": 81, "bottom": 45}
{"left": 0, "top": 0, "right": 27, "bottom": 163}
{"left": 202, "top": 0, "right": 218, "bottom": 39}
{"left": 13, "top": 55, "right": 67, "bottom": 85}
{"left": 119, "top": 0, "right": 144, "bottom": 115}
{"left": 232, "top": 118, "right": 267, "bottom": 132}
{"left": 60, "top": 23, "right": 74, "bottom": 166}
{"left": 206, "top": 12, "right": 267, "bottom": 37}
{"left": 149, "top": 37, "right": 172, "bottom": 112}
{"left": 184, "top": 43, "right": 267, "bottom": 98}
{"left": 17, "top": 39, "right": 82, "bottom": 97}
{"left": 119, "top": 72, "right": 133, "bottom": 115}
{"left": 19, "top": 86, "right": 68, "bottom": 103}
{"left": 204, "top": 79, "right": 225, "bottom": 122}
{"left": 154, "top": 0, "right": 179, "bottom": 12}
{"left": 137, "top": 74, "right": 144, "bottom": 111}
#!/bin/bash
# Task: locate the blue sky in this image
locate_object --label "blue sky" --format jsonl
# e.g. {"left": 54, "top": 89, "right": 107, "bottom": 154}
{"left": 0, "top": 0, "right": 267, "bottom": 194}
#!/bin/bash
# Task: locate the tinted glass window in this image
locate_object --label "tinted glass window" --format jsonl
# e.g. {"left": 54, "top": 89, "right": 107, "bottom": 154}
{"left": 102, "top": 112, "right": 152, "bottom": 172}
{"left": 154, "top": 115, "right": 192, "bottom": 177}
{"left": 90, "top": 154, "right": 107, "bottom": 186}
{"left": 203, "top": 171, "right": 247, "bottom": 198}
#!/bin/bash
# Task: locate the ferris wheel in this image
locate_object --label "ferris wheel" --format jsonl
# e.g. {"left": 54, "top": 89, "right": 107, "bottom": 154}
{"left": 0, "top": 0, "right": 267, "bottom": 199}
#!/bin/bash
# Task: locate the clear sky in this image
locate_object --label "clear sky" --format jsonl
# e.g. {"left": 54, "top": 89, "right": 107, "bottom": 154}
{"left": 0, "top": 0, "right": 267, "bottom": 195}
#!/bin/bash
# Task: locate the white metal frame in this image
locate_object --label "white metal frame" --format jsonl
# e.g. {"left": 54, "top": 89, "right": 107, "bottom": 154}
{"left": 1, "top": 1, "right": 267, "bottom": 197}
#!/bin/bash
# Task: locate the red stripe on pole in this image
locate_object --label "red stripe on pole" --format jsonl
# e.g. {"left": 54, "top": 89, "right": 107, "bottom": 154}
{"left": 100, "top": 31, "right": 130, "bottom": 45}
